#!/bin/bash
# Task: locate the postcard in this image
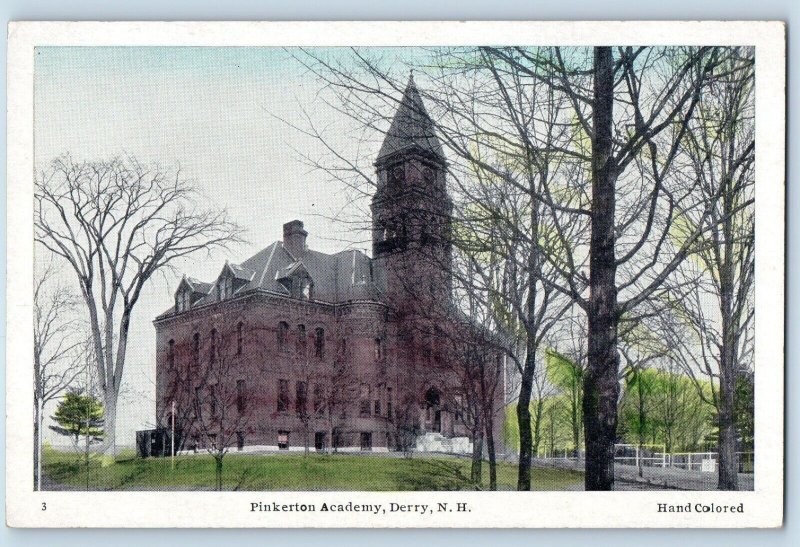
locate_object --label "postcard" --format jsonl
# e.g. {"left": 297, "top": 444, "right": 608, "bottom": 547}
{"left": 6, "top": 20, "right": 785, "bottom": 527}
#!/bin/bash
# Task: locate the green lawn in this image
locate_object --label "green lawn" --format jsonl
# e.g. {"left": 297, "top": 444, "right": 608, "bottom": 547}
{"left": 42, "top": 447, "right": 583, "bottom": 491}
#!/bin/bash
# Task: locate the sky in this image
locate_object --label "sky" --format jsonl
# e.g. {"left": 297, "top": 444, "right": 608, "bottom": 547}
{"left": 34, "top": 46, "right": 419, "bottom": 444}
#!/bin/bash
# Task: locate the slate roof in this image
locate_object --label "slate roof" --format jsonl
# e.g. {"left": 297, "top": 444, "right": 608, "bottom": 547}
{"left": 376, "top": 76, "right": 445, "bottom": 166}
{"left": 160, "top": 240, "right": 384, "bottom": 318}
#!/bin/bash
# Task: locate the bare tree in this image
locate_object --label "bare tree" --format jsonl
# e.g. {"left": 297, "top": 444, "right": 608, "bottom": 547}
{"left": 292, "top": 45, "right": 749, "bottom": 490}
{"left": 662, "top": 48, "right": 755, "bottom": 489}
{"left": 479, "top": 46, "right": 746, "bottom": 489}
{"left": 169, "top": 326, "right": 261, "bottom": 490}
{"left": 33, "top": 259, "right": 86, "bottom": 490}
{"left": 35, "top": 155, "right": 242, "bottom": 456}
{"left": 291, "top": 46, "right": 577, "bottom": 490}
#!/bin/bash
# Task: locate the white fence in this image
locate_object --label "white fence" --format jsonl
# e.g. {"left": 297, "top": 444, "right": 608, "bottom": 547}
{"left": 536, "top": 444, "right": 754, "bottom": 474}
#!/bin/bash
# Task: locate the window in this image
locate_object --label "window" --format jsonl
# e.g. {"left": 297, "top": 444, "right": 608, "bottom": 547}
{"left": 314, "top": 328, "right": 325, "bottom": 358}
{"left": 374, "top": 338, "right": 383, "bottom": 361}
{"left": 359, "top": 384, "right": 371, "bottom": 416}
{"left": 208, "top": 433, "right": 217, "bottom": 448}
{"left": 236, "top": 380, "right": 246, "bottom": 413}
{"left": 339, "top": 338, "right": 347, "bottom": 358}
{"left": 277, "top": 379, "right": 289, "bottom": 412}
{"left": 300, "top": 278, "right": 312, "bottom": 300}
{"left": 277, "top": 431, "right": 289, "bottom": 450}
{"left": 176, "top": 290, "right": 190, "bottom": 312}
{"left": 167, "top": 339, "right": 175, "bottom": 369}
{"left": 277, "top": 322, "right": 289, "bottom": 352}
{"left": 360, "top": 432, "right": 372, "bottom": 451}
{"left": 387, "top": 387, "right": 393, "bottom": 419}
{"left": 236, "top": 432, "right": 245, "bottom": 451}
{"left": 374, "top": 400, "right": 381, "bottom": 416}
{"left": 237, "top": 322, "right": 243, "bottom": 355}
{"left": 314, "top": 432, "right": 326, "bottom": 451}
{"left": 297, "top": 324, "right": 306, "bottom": 355}
{"left": 192, "top": 333, "right": 200, "bottom": 367}
{"left": 218, "top": 275, "right": 233, "bottom": 301}
{"left": 209, "top": 328, "right": 217, "bottom": 364}
{"left": 295, "top": 381, "right": 307, "bottom": 416}
{"left": 313, "top": 384, "right": 325, "bottom": 415}
{"left": 389, "top": 164, "right": 404, "bottom": 185}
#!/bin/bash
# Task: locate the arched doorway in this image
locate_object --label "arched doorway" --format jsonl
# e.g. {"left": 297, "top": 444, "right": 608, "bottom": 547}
{"left": 424, "top": 387, "right": 442, "bottom": 433}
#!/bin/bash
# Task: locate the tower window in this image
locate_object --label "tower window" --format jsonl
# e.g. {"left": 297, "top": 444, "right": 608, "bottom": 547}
{"left": 388, "top": 164, "right": 404, "bottom": 185}
{"left": 167, "top": 339, "right": 175, "bottom": 369}
{"left": 237, "top": 321, "right": 244, "bottom": 355}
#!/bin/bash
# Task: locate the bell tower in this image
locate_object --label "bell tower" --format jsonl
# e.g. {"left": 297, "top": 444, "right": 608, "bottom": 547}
{"left": 371, "top": 76, "right": 453, "bottom": 312}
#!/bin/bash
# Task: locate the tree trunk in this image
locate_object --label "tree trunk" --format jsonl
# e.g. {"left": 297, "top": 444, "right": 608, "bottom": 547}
{"left": 103, "top": 393, "right": 118, "bottom": 459}
{"left": 717, "top": 310, "right": 739, "bottom": 490}
{"left": 584, "top": 46, "right": 620, "bottom": 491}
{"left": 485, "top": 416, "right": 497, "bottom": 491}
{"left": 34, "top": 399, "right": 41, "bottom": 491}
{"left": 532, "top": 397, "right": 544, "bottom": 457}
{"left": 517, "top": 232, "right": 539, "bottom": 490}
{"left": 470, "top": 427, "right": 483, "bottom": 486}
{"left": 215, "top": 455, "right": 224, "bottom": 491}
{"left": 717, "top": 186, "right": 740, "bottom": 490}
{"left": 85, "top": 429, "right": 91, "bottom": 491}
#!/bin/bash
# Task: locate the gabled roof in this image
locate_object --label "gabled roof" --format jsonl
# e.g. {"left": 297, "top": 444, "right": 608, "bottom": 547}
{"left": 162, "top": 239, "right": 384, "bottom": 317}
{"left": 222, "top": 262, "right": 255, "bottom": 282}
{"left": 276, "top": 260, "right": 310, "bottom": 281}
{"left": 376, "top": 76, "right": 445, "bottom": 166}
{"left": 177, "top": 276, "right": 213, "bottom": 296}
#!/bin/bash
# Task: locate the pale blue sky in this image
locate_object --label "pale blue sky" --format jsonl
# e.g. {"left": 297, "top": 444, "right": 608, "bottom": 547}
{"left": 34, "top": 46, "right": 432, "bottom": 442}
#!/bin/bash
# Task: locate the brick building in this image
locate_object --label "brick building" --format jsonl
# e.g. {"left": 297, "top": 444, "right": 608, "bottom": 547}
{"left": 154, "top": 78, "right": 505, "bottom": 453}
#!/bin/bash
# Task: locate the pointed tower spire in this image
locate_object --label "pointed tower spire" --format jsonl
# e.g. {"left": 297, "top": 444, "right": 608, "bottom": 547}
{"left": 375, "top": 76, "right": 445, "bottom": 167}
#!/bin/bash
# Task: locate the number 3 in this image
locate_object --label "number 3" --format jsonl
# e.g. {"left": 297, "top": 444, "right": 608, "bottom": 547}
{"left": 41, "top": 502, "right": 46, "bottom": 511}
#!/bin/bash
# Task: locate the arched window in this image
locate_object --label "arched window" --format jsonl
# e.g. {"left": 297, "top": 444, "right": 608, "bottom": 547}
{"left": 167, "top": 339, "right": 175, "bottom": 369}
{"left": 209, "top": 328, "right": 217, "bottom": 364}
{"left": 314, "top": 327, "right": 325, "bottom": 358}
{"left": 236, "top": 321, "right": 244, "bottom": 355}
{"left": 277, "top": 322, "right": 289, "bottom": 352}
{"left": 374, "top": 338, "right": 383, "bottom": 361}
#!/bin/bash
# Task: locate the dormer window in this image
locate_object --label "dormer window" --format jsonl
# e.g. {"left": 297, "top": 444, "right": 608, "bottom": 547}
{"left": 299, "top": 278, "right": 312, "bottom": 300}
{"left": 176, "top": 290, "right": 191, "bottom": 313}
{"left": 217, "top": 275, "right": 234, "bottom": 301}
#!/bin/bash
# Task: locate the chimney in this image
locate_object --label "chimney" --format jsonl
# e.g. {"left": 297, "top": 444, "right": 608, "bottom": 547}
{"left": 283, "top": 220, "right": 308, "bottom": 257}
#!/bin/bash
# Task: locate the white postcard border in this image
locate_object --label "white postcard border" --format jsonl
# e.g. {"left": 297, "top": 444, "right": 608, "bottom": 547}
{"left": 6, "top": 20, "right": 786, "bottom": 528}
